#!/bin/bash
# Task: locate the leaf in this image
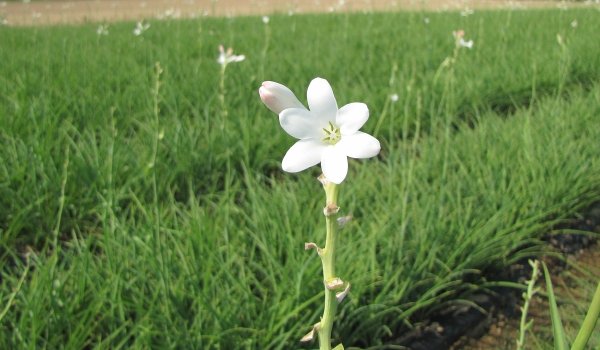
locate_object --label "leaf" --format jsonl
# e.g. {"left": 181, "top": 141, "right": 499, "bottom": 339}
{"left": 570, "top": 281, "right": 600, "bottom": 350}
{"left": 542, "top": 262, "right": 568, "bottom": 350}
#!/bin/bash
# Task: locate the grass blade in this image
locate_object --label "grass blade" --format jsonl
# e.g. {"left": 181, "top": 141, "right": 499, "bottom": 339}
{"left": 570, "top": 281, "right": 600, "bottom": 350}
{"left": 542, "top": 261, "right": 568, "bottom": 350}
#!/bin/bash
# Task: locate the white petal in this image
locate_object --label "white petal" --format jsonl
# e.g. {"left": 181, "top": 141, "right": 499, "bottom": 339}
{"left": 321, "top": 146, "right": 348, "bottom": 184}
{"left": 282, "top": 140, "right": 326, "bottom": 173}
{"left": 336, "top": 102, "right": 369, "bottom": 135}
{"left": 231, "top": 54, "right": 245, "bottom": 62}
{"left": 279, "top": 108, "right": 322, "bottom": 140}
{"left": 337, "top": 132, "right": 381, "bottom": 159}
{"left": 307, "top": 78, "right": 338, "bottom": 124}
{"left": 259, "top": 81, "right": 305, "bottom": 114}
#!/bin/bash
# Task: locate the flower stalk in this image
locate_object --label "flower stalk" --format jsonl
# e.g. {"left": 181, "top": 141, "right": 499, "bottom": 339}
{"left": 317, "top": 177, "right": 343, "bottom": 350}
{"left": 258, "top": 77, "right": 376, "bottom": 350}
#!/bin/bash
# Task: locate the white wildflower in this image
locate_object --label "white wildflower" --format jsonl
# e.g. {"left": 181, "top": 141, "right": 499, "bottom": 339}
{"left": 259, "top": 78, "right": 381, "bottom": 184}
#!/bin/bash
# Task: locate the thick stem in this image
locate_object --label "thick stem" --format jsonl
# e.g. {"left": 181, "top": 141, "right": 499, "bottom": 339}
{"left": 318, "top": 181, "right": 340, "bottom": 350}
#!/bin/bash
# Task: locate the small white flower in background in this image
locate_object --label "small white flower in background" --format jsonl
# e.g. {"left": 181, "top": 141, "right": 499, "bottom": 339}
{"left": 453, "top": 29, "right": 474, "bottom": 49}
{"left": 96, "top": 24, "right": 109, "bottom": 36}
{"left": 262, "top": 15, "right": 270, "bottom": 24}
{"left": 459, "top": 38, "right": 474, "bottom": 49}
{"left": 390, "top": 93, "right": 399, "bottom": 103}
{"left": 133, "top": 21, "right": 150, "bottom": 36}
{"left": 423, "top": 17, "right": 430, "bottom": 24}
{"left": 570, "top": 20, "right": 578, "bottom": 28}
{"left": 259, "top": 78, "right": 381, "bottom": 184}
{"left": 217, "top": 45, "right": 245, "bottom": 66}
{"left": 460, "top": 7, "right": 474, "bottom": 17}
{"left": 157, "top": 7, "right": 180, "bottom": 20}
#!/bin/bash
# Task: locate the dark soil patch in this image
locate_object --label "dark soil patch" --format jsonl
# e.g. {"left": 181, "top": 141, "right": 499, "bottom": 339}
{"left": 386, "top": 202, "right": 600, "bottom": 349}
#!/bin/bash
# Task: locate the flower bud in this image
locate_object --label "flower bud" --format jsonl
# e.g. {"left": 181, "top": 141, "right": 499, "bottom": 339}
{"left": 258, "top": 81, "right": 305, "bottom": 114}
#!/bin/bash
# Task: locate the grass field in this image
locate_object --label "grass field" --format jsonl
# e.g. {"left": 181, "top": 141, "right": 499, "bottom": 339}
{"left": 1, "top": 7, "right": 599, "bottom": 349}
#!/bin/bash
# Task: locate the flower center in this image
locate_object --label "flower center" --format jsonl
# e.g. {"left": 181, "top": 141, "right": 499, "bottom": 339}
{"left": 322, "top": 121, "right": 341, "bottom": 145}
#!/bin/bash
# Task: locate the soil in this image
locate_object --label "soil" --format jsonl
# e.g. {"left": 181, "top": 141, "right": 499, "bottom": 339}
{"left": 0, "top": 0, "right": 595, "bottom": 26}
{"left": 455, "top": 247, "right": 600, "bottom": 349}
{"left": 390, "top": 203, "right": 600, "bottom": 350}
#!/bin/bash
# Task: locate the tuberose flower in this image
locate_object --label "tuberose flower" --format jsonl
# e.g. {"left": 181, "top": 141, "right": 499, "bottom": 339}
{"left": 217, "top": 45, "right": 245, "bottom": 66}
{"left": 133, "top": 21, "right": 150, "bottom": 36}
{"left": 452, "top": 29, "right": 474, "bottom": 49}
{"left": 259, "top": 78, "right": 381, "bottom": 184}
{"left": 96, "top": 24, "right": 109, "bottom": 36}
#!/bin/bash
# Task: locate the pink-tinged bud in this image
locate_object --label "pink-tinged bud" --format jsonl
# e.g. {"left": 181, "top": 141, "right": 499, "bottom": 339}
{"left": 258, "top": 81, "right": 305, "bottom": 114}
{"left": 452, "top": 30, "right": 466, "bottom": 41}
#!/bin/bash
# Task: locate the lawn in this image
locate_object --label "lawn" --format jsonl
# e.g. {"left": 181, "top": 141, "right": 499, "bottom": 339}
{"left": 0, "top": 7, "right": 599, "bottom": 349}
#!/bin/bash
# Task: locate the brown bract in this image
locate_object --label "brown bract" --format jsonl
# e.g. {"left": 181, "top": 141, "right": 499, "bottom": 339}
{"left": 0, "top": 0, "right": 594, "bottom": 26}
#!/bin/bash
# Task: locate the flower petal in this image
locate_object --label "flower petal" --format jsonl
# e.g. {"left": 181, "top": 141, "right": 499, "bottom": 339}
{"left": 307, "top": 77, "right": 338, "bottom": 124}
{"left": 231, "top": 54, "right": 245, "bottom": 62}
{"left": 321, "top": 145, "right": 348, "bottom": 184}
{"left": 337, "top": 102, "right": 369, "bottom": 135}
{"left": 337, "top": 131, "right": 381, "bottom": 159}
{"left": 259, "top": 81, "right": 305, "bottom": 114}
{"left": 279, "top": 108, "right": 322, "bottom": 140}
{"left": 282, "top": 140, "right": 326, "bottom": 173}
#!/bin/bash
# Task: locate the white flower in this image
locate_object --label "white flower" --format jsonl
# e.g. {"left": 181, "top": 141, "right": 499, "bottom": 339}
{"left": 259, "top": 78, "right": 381, "bottom": 184}
{"left": 217, "top": 45, "right": 245, "bottom": 66}
{"left": 96, "top": 24, "right": 109, "bottom": 35}
{"left": 390, "top": 93, "right": 399, "bottom": 102}
{"left": 459, "top": 38, "right": 474, "bottom": 49}
{"left": 453, "top": 30, "right": 474, "bottom": 49}
{"left": 133, "top": 21, "right": 150, "bottom": 36}
{"left": 262, "top": 16, "right": 270, "bottom": 24}
{"left": 570, "top": 20, "right": 578, "bottom": 28}
{"left": 460, "top": 7, "right": 474, "bottom": 16}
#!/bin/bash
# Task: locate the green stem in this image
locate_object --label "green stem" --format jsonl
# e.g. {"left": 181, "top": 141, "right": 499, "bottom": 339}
{"left": 571, "top": 280, "right": 600, "bottom": 350}
{"left": 219, "top": 65, "right": 228, "bottom": 130}
{"left": 318, "top": 181, "right": 340, "bottom": 350}
{"left": 516, "top": 260, "right": 540, "bottom": 350}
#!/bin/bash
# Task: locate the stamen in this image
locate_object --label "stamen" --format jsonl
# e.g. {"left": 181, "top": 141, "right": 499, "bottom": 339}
{"left": 321, "top": 122, "right": 341, "bottom": 145}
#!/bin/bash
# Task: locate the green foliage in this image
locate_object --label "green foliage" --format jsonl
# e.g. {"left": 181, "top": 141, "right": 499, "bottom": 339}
{"left": 0, "top": 8, "right": 599, "bottom": 349}
{"left": 543, "top": 262, "right": 569, "bottom": 350}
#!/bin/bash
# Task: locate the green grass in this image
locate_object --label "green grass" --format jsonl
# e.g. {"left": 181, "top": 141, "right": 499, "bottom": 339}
{"left": 0, "top": 8, "right": 599, "bottom": 349}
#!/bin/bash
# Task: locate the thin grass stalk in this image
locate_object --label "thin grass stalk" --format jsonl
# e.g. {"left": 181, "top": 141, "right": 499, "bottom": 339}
{"left": 516, "top": 260, "right": 540, "bottom": 350}
{"left": 570, "top": 281, "right": 600, "bottom": 350}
